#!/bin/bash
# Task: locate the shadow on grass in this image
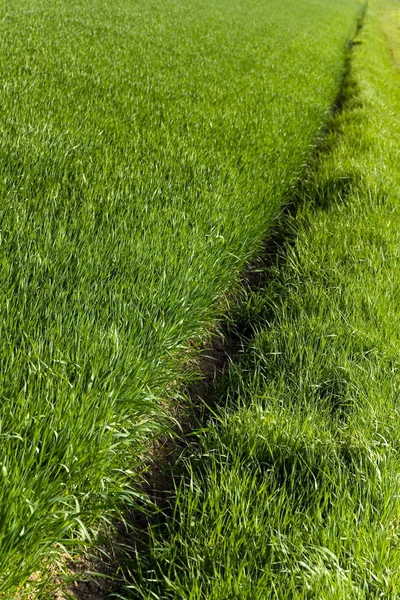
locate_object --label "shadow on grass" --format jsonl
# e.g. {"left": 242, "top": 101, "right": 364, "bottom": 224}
{"left": 64, "top": 7, "right": 368, "bottom": 600}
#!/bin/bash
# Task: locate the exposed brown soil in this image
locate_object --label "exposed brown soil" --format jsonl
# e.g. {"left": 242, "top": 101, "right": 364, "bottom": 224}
{"left": 56, "top": 203, "right": 300, "bottom": 600}
{"left": 54, "top": 325, "right": 237, "bottom": 600}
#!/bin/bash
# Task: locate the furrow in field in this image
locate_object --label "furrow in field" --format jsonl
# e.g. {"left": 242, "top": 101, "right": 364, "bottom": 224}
{"left": 124, "top": 1, "right": 400, "bottom": 597}
{"left": 0, "top": 0, "right": 363, "bottom": 595}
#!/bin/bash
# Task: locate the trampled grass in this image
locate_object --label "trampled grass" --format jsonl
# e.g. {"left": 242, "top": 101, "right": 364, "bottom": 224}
{"left": 127, "top": 0, "right": 400, "bottom": 597}
{"left": 0, "top": 0, "right": 363, "bottom": 595}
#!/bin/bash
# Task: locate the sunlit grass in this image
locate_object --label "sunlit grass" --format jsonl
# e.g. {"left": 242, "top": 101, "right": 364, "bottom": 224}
{"left": 128, "top": 0, "right": 400, "bottom": 597}
{"left": 0, "top": 0, "right": 362, "bottom": 595}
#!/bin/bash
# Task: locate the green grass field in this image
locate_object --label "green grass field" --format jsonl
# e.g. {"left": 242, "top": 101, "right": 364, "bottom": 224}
{"left": 0, "top": 0, "right": 369, "bottom": 596}
{"left": 127, "top": 0, "right": 400, "bottom": 597}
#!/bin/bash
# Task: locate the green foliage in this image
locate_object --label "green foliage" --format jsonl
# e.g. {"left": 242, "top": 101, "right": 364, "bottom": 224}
{"left": 128, "top": 0, "right": 400, "bottom": 597}
{"left": 0, "top": 0, "right": 361, "bottom": 594}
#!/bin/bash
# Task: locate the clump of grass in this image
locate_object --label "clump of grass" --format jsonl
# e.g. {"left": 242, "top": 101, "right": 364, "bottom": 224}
{"left": 127, "top": 0, "right": 400, "bottom": 597}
